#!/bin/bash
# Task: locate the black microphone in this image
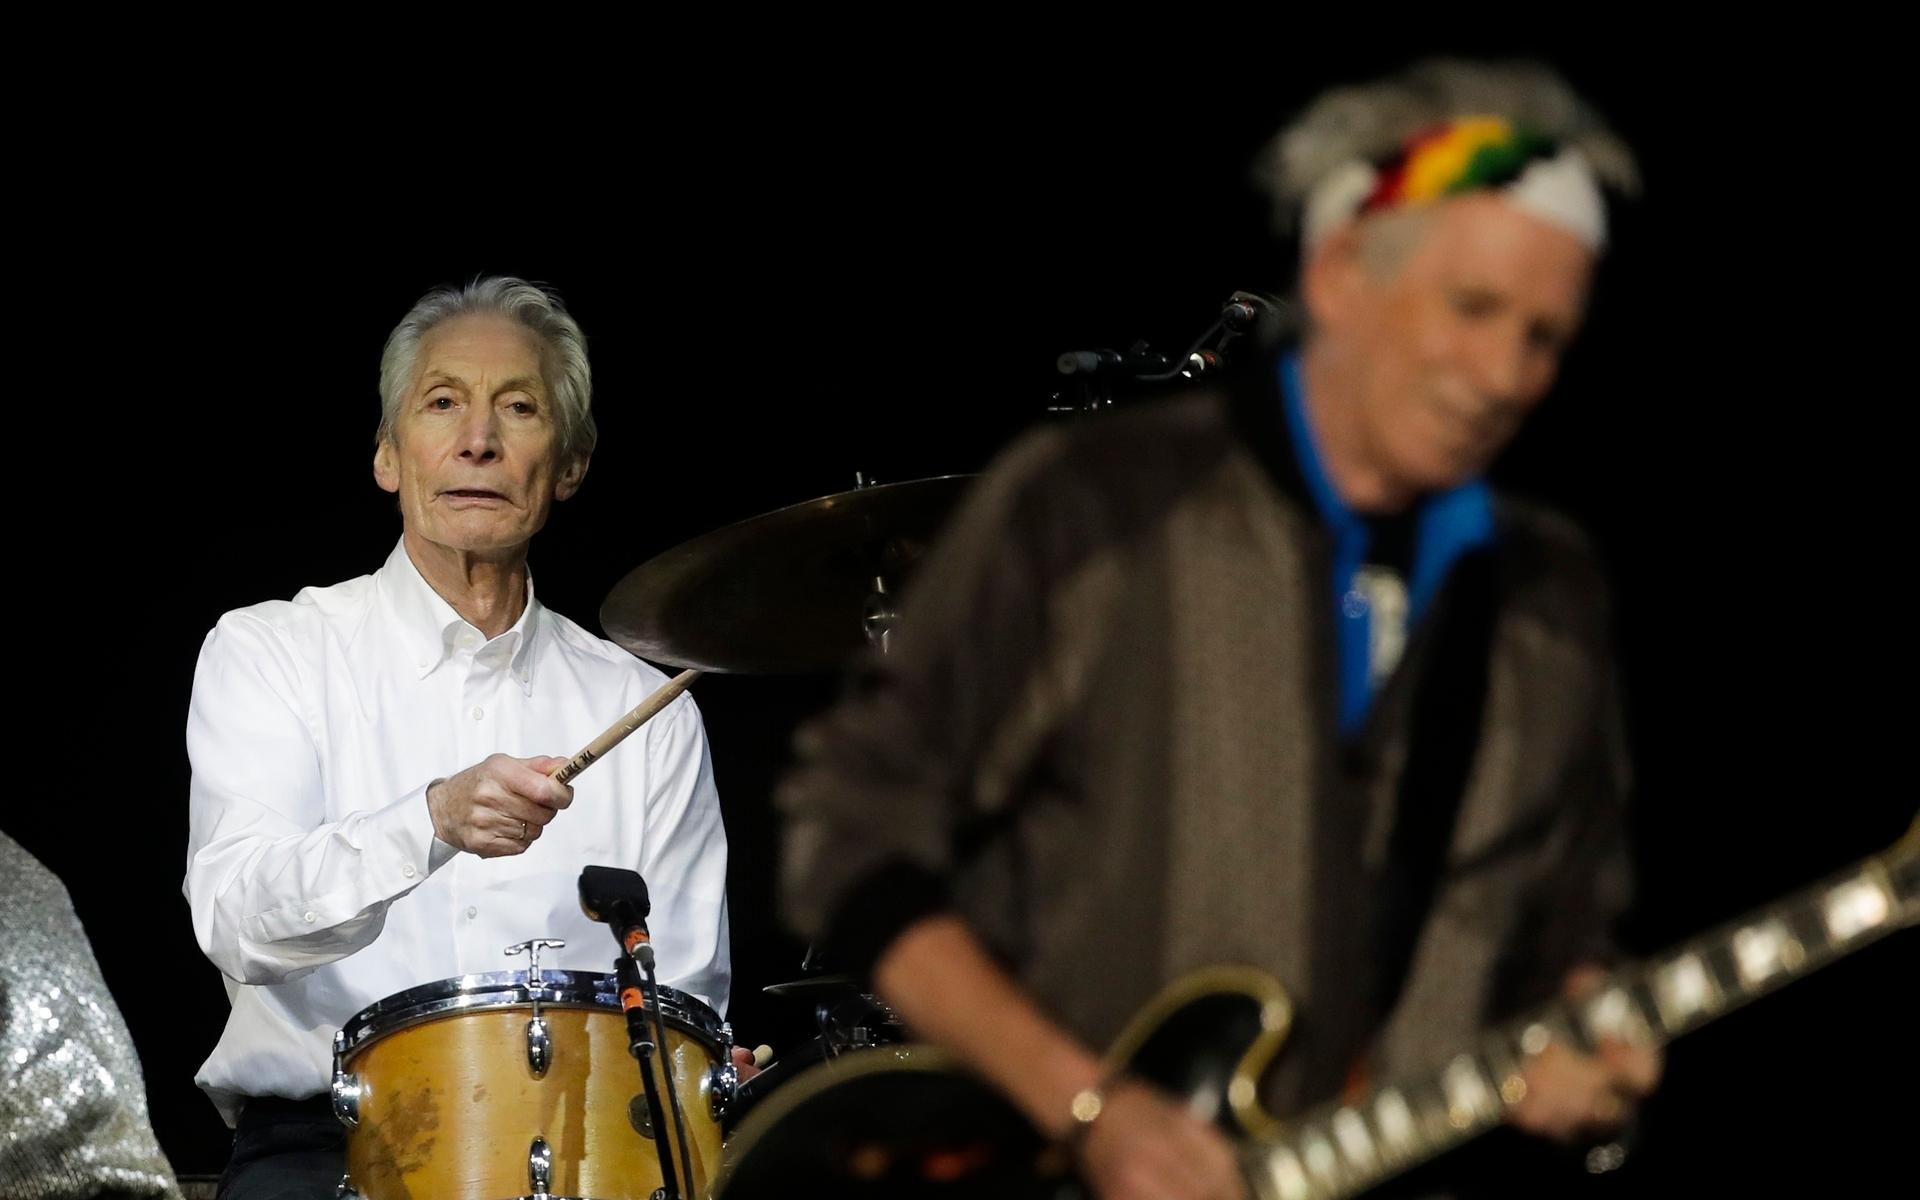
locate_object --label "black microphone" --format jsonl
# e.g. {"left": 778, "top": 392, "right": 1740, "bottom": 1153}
{"left": 1056, "top": 347, "right": 1173, "bottom": 377}
{"left": 579, "top": 865, "right": 651, "bottom": 952}
{"left": 1221, "top": 290, "right": 1296, "bottom": 345}
{"left": 1056, "top": 349, "right": 1121, "bottom": 376}
{"left": 579, "top": 865, "right": 694, "bottom": 1198}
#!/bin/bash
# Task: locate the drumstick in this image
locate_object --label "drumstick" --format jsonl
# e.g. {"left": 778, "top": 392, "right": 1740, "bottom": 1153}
{"left": 549, "top": 668, "right": 702, "bottom": 784}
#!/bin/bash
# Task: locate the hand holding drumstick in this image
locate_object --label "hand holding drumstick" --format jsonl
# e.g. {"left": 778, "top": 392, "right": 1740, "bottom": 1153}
{"left": 427, "top": 670, "right": 702, "bottom": 858}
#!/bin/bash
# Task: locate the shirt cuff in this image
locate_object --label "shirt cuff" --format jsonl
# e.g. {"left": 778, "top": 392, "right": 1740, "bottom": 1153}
{"left": 419, "top": 777, "right": 460, "bottom": 872}
{"left": 354, "top": 781, "right": 445, "bottom": 894}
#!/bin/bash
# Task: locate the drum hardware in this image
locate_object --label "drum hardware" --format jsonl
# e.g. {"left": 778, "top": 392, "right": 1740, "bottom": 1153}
{"left": 723, "top": 970, "right": 908, "bottom": 1128}
{"left": 505, "top": 937, "right": 567, "bottom": 1078}
{"left": 709, "top": 1020, "right": 740, "bottom": 1123}
{"left": 861, "top": 574, "right": 897, "bottom": 654}
{"left": 329, "top": 1029, "right": 359, "bottom": 1128}
{"left": 527, "top": 1135, "right": 552, "bottom": 1200}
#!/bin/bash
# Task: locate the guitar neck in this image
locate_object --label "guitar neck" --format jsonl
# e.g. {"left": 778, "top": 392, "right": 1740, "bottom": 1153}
{"left": 1246, "top": 842, "right": 1919, "bottom": 1200}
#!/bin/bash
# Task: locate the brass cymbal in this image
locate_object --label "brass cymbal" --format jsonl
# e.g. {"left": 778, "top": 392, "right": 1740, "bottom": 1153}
{"left": 601, "top": 476, "right": 974, "bottom": 673}
{"left": 761, "top": 975, "right": 863, "bottom": 1000}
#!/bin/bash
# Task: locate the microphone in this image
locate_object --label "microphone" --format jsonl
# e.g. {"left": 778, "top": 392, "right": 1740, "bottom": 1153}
{"left": 1056, "top": 349, "right": 1120, "bottom": 375}
{"left": 579, "top": 865, "right": 651, "bottom": 954}
{"left": 578, "top": 865, "right": 693, "bottom": 1198}
{"left": 1220, "top": 290, "right": 1296, "bottom": 345}
{"left": 1056, "top": 347, "right": 1173, "bottom": 377}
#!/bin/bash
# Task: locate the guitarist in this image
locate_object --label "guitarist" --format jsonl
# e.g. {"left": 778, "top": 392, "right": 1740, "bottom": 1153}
{"left": 780, "top": 60, "right": 1660, "bottom": 1199}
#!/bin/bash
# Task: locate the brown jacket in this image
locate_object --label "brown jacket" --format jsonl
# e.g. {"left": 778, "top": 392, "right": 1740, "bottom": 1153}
{"left": 778, "top": 363, "right": 1630, "bottom": 1114}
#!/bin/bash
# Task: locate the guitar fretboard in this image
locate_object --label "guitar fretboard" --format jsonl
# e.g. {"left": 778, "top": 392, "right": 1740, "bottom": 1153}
{"left": 1245, "top": 846, "right": 1918, "bottom": 1200}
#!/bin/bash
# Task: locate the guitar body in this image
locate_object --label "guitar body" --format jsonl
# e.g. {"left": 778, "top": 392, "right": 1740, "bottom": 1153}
{"left": 714, "top": 967, "right": 1293, "bottom": 1198}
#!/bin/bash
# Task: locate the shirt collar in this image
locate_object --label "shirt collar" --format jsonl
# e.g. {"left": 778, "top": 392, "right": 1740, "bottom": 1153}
{"left": 376, "top": 538, "right": 541, "bottom": 694}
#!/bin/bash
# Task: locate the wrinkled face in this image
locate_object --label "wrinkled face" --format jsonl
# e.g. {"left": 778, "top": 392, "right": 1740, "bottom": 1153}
{"left": 373, "top": 313, "right": 587, "bottom": 557}
{"left": 1306, "top": 192, "right": 1596, "bottom": 495}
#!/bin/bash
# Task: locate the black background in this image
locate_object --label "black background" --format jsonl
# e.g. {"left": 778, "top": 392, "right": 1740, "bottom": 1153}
{"left": 8, "top": 34, "right": 1912, "bottom": 1192}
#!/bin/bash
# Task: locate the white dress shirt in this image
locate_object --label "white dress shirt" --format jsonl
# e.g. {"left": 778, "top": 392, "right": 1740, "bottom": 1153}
{"left": 184, "top": 539, "right": 729, "bottom": 1123}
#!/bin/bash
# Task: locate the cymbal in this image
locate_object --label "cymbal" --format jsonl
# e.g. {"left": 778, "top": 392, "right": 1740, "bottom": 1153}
{"left": 761, "top": 975, "right": 864, "bottom": 1000}
{"left": 601, "top": 475, "right": 974, "bottom": 673}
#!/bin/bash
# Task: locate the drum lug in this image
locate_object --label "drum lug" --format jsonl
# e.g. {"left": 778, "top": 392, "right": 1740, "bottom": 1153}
{"left": 507, "top": 937, "right": 565, "bottom": 1080}
{"left": 526, "top": 1015, "right": 553, "bottom": 1078}
{"left": 330, "top": 1031, "right": 361, "bottom": 1128}
{"left": 708, "top": 1019, "right": 739, "bottom": 1121}
{"left": 334, "top": 1174, "right": 364, "bottom": 1199}
{"left": 707, "top": 1058, "right": 739, "bottom": 1123}
{"left": 528, "top": 1134, "right": 553, "bottom": 1199}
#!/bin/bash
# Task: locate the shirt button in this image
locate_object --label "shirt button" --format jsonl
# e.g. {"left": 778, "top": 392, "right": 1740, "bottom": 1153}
{"left": 471, "top": 706, "right": 484, "bottom": 721}
{"left": 303, "top": 911, "right": 317, "bottom": 924}
{"left": 466, "top": 905, "right": 478, "bottom": 919}
{"left": 402, "top": 864, "right": 417, "bottom": 879}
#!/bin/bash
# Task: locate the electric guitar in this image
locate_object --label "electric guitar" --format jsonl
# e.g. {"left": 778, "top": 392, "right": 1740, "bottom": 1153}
{"left": 716, "top": 816, "right": 1916, "bottom": 1198}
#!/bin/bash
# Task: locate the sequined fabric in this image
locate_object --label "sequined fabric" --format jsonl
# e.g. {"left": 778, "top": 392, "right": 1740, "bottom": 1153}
{"left": 1, "top": 833, "right": 181, "bottom": 1199}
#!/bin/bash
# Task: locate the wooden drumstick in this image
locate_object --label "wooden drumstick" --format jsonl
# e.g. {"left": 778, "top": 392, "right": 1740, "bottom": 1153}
{"left": 549, "top": 668, "right": 702, "bottom": 784}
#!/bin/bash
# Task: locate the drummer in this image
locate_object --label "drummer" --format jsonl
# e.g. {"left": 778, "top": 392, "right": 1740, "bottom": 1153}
{"left": 183, "top": 276, "right": 745, "bottom": 1198}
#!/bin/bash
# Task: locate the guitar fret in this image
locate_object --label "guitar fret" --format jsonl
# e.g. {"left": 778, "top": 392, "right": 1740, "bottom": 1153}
{"left": 1784, "top": 895, "right": 1837, "bottom": 964}
{"left": 1891, "top": 851, "right": 1918, "bottom": 908}
{"left": 1821, "top": 872, "right": 1894, "bottom": 944}
{"left": 1518, "top": 1020, "right": 1554, "bottom": 1055}
{"left": 1299, "top": 1123, "right": 1341, "bottom": 1192}
{"left": 1521, "top": 999, "right": 1583, "bottom": 1055}
{"left": 1389, "top": 1080, "right": 1440, "bottom": 1151}
{"left": 1579, "top": 980, "right": 1651, "bottom": 1045}
{"left": 1330, "top": 1106, "right": 1377, "bottom": 1177}
{"left": 1730, "top": 915, "right": 1802, "bottom": 990}
{"left": 1260, "top": 1142, "right": 1313, "bottom": 1200}
{"left": 1650, "top": 949, "right": 1724, "bottom": 1034}
{"left": 1478, "top": 1033, "right": 1528, "bottom": 1108}
{"left": 1702, "top": 937, "right": 1745, "bottom": 991}
{"left": 1371, "top": 1086, "right": 1421, "bottom": 1164}
{"left": 1440, "top": 1054, "right": 1498, "bottom": 1131}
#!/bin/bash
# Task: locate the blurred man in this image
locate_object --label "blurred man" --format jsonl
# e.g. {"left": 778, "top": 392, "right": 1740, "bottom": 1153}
{"left": 781, "top": 60, "right": 1655, "bottom": 1199}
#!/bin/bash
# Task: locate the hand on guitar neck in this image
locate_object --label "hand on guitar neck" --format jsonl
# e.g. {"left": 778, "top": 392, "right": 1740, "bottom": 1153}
{"left": 1506, "top": 964, "right": 1662, "bottom": 1142}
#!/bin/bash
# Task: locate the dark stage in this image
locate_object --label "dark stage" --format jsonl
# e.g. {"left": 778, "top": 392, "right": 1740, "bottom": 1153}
{"left": 8, "top": 35, "right": 1912, "bottom": 1194}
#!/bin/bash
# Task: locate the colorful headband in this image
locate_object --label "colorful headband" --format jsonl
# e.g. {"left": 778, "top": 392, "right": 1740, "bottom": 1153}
{"left": 1360, "top": 117, "right": 1553, "bottom": 212}
{"left": 1301, "top": 115, "right": 1608, "bottom": 254}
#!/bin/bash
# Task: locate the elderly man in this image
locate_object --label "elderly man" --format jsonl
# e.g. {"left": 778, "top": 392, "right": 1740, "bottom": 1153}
{"left": 185, "top": 278, "right": 732, "bottom": 1198}
{"left": 779, "top": 61, "right": 1658, "bottom": 1199}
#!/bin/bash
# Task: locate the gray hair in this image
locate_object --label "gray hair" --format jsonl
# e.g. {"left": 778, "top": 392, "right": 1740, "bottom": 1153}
{"left": 377, "top": 276, "right": 597, "bottom": 465}
{"left": 1255, "top": 58, "right": 1640, "bottom": 241}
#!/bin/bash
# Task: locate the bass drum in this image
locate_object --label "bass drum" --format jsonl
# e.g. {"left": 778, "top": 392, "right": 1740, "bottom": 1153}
{"left": 714, "top": 1044, "right": 1054, "bottom": 1199}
